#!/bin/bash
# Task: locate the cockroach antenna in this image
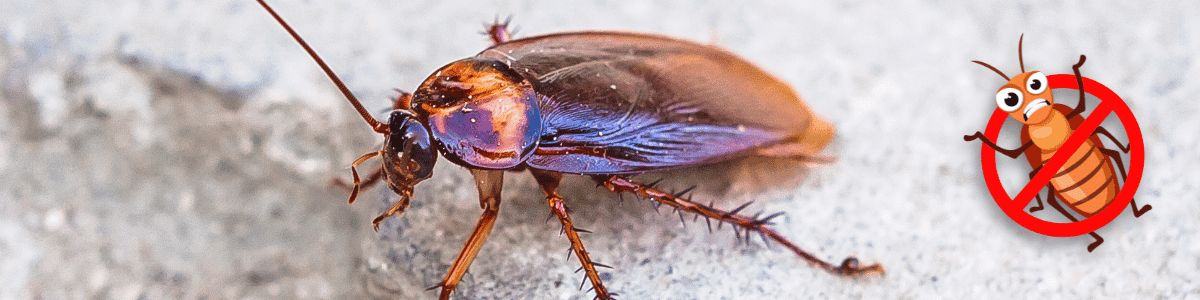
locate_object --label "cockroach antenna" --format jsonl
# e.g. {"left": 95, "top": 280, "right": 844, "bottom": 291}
{"left": 1018, "top": 34, "right": 1026, "bottom": 73}
{"left": 972, "top": 60, "right": 1009, "bottom": 81}
{"left": 256, "top": 0, "right": 388, "bottom": 135}
{"left": 973, "top": 34, "right": 1028, "bottom": 81}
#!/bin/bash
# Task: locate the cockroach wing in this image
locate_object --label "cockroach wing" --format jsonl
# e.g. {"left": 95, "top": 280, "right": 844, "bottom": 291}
{"left": 479, "top": 32, "right": 832, "bottom": 174}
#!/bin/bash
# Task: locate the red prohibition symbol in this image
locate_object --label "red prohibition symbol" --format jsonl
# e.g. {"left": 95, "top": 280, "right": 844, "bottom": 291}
{"left": 980, "top": 74, "right": 1144, "bottom": 238}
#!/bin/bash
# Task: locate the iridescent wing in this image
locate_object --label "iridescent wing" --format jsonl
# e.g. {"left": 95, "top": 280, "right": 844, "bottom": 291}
{"left": 479, "top": 32, "right": 830, "bottom": 174}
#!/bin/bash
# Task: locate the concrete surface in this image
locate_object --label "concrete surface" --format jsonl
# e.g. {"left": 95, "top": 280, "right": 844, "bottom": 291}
{"left": 2, "top": 0, "right": 1198, "bottom": 299}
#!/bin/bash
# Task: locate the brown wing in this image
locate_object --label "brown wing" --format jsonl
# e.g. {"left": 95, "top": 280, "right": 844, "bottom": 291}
{"left": 478, "top": 32, "right": 830, "bottom": 174}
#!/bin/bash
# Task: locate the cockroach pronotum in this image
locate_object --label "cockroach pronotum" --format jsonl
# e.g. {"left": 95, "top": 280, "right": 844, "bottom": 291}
{"left": 256, "top": 1, "right": 882, "bottom": 298}
{"left": 964, "top": 35, "right": 1152, "bottom": 252}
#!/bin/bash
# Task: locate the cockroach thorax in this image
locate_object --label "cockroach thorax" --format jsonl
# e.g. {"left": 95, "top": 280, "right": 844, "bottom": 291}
{"left": 410, "top": 57, "right": 543, "bottom": 169}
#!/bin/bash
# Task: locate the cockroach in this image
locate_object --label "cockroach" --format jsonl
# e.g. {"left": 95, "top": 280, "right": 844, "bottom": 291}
{"left": 964, "top": 35, "right": 1152, "bottom": 252}
{"left": 257, "top": 1, "right": 882, "bottom": 298}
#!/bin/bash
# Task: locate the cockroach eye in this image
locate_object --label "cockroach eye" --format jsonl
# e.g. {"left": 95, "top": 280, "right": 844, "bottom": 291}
{"left": 1026, "top": 72, "right": 1048, "bottom": 95}
{"left": 996, "top": 87, "right": 1023, "bottom": 112}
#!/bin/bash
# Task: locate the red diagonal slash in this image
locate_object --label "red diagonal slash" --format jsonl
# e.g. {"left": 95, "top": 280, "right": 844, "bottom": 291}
{"left": 1011, "top": 101, "right": 1113, "bottom": 209}
{"left": 980, "top": 74, "right": 1144, "bottom": 237}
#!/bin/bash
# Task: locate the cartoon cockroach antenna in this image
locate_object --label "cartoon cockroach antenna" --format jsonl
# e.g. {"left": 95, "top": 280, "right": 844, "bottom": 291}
{"left": 973, "top": 60, "right": 1010, "bottom": 81}
{"left": 1018, "top": 34, "right": 1026, "bottom": 73}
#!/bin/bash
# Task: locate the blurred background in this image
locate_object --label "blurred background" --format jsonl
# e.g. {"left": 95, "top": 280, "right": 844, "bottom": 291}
{"left": 1, "top": 0, "right": 1197, "bottom": 299}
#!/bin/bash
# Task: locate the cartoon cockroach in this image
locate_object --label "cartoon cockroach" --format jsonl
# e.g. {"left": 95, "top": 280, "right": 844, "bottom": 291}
{"left": 964, "top": 35, "right": 1152, "bottom": 252}
{"left": 257, "top": 1, "right": 882, "bottom": 299}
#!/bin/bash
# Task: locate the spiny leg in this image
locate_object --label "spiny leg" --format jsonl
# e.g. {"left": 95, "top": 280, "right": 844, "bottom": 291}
{"left": 531, "top": 170, "right": 615, "bottom": 300}
{"left": 1098, "top": 148, "right": 1151, "bottom": 217}
{"left": 597, "top": 175, "right": 883, "bottom": 276}
{"left": 1044, "top": 190, "right": 1104, "bottom": 252}
{"left": 431, "top": 169, "right": 505, "bottom": 300}
{"left": 484, "top": 15, "right": 514, "bottom": 45}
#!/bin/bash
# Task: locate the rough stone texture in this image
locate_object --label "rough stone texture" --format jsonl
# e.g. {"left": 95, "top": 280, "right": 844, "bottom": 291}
{"left": 1, "top": 1, "right": 1197, "bottom": 299}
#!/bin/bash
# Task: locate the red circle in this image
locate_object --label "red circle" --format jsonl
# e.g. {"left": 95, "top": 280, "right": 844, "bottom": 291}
{"left": 979, "top": 74, "right": 1144, "bottom": 237}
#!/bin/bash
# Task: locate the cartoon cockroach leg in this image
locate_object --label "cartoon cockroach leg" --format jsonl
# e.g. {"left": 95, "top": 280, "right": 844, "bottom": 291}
{"left": 1027, "top": 168, "right": 1047, "bottom": 213}
{"left": 1095, "top": 146, "right": 1152, "bottom": 217}
{"left": 963, "top": 132, "right": 1034, "bottom": 159}
{"left": 598, "top": 175, "right": 884, "bottom": 276}
{"left": 531, "top": 170, "right": 616, "bottom": 300}
{"left": 1041, "top": 180, "right": 1105, "bottom": 252}
{"left": 1026, "top": 163, "right": 1104, "bottom": 251}
{"left": 428, "top": 169, "right": 506, "bottom": 300}
{"left": 1066, "top": 55, "right": 1151, "bottom": 218}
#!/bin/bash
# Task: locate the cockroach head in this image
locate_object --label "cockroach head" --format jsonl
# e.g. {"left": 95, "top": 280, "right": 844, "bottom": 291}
{"left": 975, "top": 35, "right": 1055, "bottom": 125}
{"left": 381, "top": 110, "right": 437, "bottom": 194}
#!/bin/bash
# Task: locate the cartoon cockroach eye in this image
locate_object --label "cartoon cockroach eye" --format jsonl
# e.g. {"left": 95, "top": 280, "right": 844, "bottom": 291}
{"left": 965, "top": 35, "right": 1152, "bottom": 252}
{"left": 1026, "top": 72, "right": 1048, "bottom": 94}
{"left": 257, "top": 1, "right": 883, "bottom": 299}
{"left": 995, "top": 87, "right": 1023, "bottom": 112}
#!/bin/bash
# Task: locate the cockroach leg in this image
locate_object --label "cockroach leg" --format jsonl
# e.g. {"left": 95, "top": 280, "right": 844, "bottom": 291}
{"left": 347, "top": 151, "right": 382, "bottom": 204}
{"left": 1099, "top": 148, "right": 1156, "bottom": 218}
{"left": 1093, "top": 127, "right": 1131, "bottom": 153}
{"left": 485, "top": 15, "right": 514, "bottom": 45}
{"left": 1028, "top": 197, "right": 1045, "bottom": 213}
{"left": 964, "top": 132, "right": 1034, "bottom": 159}
{"left": 432, "top": 169, "right": 505, "bottom": 300}
{"left": 1085, "top": 232, "right": 1105, "bottom": 252}
{"left": 332, "top": 166, "right": 383, "bottom": 193}
{"left": 1128, "top": 198, "right": 1153, "bottom": 217}
{"left": 1044, "top": 190, "right": 1105, "bottom": 251}
{"left": 597, "top": 175, "right": 884, "bottom": 276}
{"left": 331, "top": 90, "right": 410, "bottom": 202}
{"left": 1098, "top": 148, "right": 1152, "bottom": 217}
{"left": 1044, "top": 190, "right": 1080, "bottom": 223}
{"left": 1067, "top": 55, "right": 1088, "bottom": 118}
{"left": 370, "top": 186, "right": 412, "bottom": 231}
{"left": 1026, "top": 166, "right": 1047, "bottom": 213}
{"left": 531, "top": 170, "right": 615, "bottom": 300}
{"left": 1097, "top": 148, "right": 1128, "bottom": 181}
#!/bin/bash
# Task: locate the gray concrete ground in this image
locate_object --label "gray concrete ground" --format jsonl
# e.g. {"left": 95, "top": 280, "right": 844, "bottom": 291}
{"left": 2, "top": 0, "right": 1198, "bottom": 299}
